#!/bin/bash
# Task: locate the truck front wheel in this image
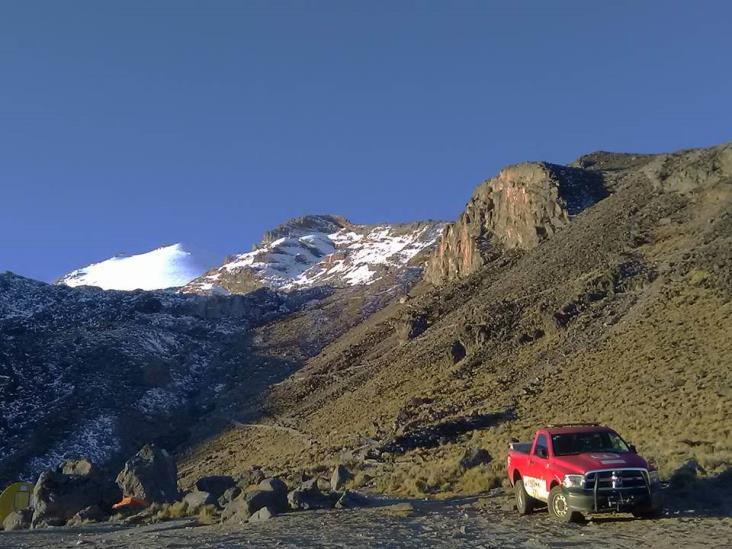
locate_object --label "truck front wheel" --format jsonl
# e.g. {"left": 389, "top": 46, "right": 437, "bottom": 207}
{"left": 514, "top": 479, "right": 534, "bottom": 515}
{"left": 548, "top": 486, "right": 583, "bottom": 523}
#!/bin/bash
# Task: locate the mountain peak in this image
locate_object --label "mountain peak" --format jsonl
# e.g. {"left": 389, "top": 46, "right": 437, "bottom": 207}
{"left": 56, "top": 243, "right": 210, "bottom": 291}
{"left": 184, "top": 217, "right": 445, "bottom": 295}
{"left": 260, "top": 215, "right": 351, "bottom": 246}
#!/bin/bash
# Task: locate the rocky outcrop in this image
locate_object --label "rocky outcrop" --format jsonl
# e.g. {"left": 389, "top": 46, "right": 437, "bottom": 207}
{"left": 287, "top": 478, "right": 340, "bottom": 511}
{"left": 115, "top": 444, "right": 178, "bottom": 503}
{"left": 31, "top": 459, "right": 120, "bottom": 528}
{"left": 221, "top": 477, "right": 289, "bottom": 523}
{"left": 641, "top": 142, "right": 732, "bottom": 193}
{"left": 425, "top": 162, "right": 606, "bottom": 284}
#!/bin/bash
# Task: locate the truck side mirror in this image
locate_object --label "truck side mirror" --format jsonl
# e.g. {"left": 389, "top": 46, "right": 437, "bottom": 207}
{"left": 629, "top": 444, "right": 637, "bottom": 453}
{"left": 536, "top": 447, "right": 547, "bottom": 458}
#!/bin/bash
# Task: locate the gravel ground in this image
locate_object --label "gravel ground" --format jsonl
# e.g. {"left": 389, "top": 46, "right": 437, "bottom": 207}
{"left": 2, "top": 494, "right": 730, "bottom": 549}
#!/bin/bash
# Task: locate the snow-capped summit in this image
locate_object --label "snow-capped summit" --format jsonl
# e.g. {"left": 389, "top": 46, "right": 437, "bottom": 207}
{"left": 57, "top": 243, "right": 210, "bottom": 291}
{"left": 183, "top": 215, "right": 445, "bottom": 295}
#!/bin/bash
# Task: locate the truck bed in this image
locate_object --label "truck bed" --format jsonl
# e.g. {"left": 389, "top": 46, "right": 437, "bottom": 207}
{"left": 509, "top": 441, "right": 532, "bottom": 454}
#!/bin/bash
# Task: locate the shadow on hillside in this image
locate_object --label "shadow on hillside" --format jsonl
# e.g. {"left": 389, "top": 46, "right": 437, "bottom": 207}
{"left": 382, "top": 409, "right": 515, "bottom": 454}
{"left": 120, "top": 285, "right": 342, "bottom": 476}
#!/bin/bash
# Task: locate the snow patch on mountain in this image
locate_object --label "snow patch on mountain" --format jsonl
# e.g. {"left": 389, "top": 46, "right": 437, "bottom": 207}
{"left": 184, "top": 218, "right": 445, "bottom": 294}
{"left": 23, "top": 414, "right": 120, "bottom": 478}
{"left": 57, "top": 244, "right": 209, "bottom": 291}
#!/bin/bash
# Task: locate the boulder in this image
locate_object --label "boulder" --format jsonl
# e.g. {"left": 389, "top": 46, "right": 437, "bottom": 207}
{"left": 287, "top": 478, "right": 339, "bottom": 511}
{"left": 194, "top": 475, "right": 236, "bottom": 500}
{"left": 331, "top": 464, "right": 351, "bottom": 491}
{"left": 259, "top": 478, "right": 288, "bottom": 498}
{"left": 449, "top": 340, "right": 467, "bottom": 364}
{"left": 248, "top": 506, "right": 275, "bottom": 523}
{"left": 183, "top": 490, "right": 217, "bottom": 512}
{"left": 394, "top": 311, "right": 429, "bottom": 343}
{"left": 60, "top": 458, "right": 95, "bottom": 476}
{"left": 335, "top": 490, "right": 369, "bottom": 509}
{"left": 221, "top": 477, "right": 288, "bottom": 523}
{"left": 217, "top": 486, "right": 241, "bottom": 509}
{"left": 66, "top": 505, "right": 108, "bottom": 526}
{"left": 246, "top": 488, "right": 286, "bottom": 515}
{"left": 3, "top": 508, "right": 32, "bottom": 531}
{"left": 31, "top": 459, "right": 121, "bottom": 528}
{"left": 459, "top": 448, "right": 492, "bottom": 470}
{"left": 116, "top": 443, "right": 178, "bottom": 503}
{"left": 220, "top": 493, "right": 251, "bottom": 523}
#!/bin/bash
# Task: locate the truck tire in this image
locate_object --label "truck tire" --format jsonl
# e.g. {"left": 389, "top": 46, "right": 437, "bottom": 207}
{"left": 514, "top": 479, "right": 534, "bottom": 515}
{"left": 548, "top": 486, "right": 583, "bottom": 523}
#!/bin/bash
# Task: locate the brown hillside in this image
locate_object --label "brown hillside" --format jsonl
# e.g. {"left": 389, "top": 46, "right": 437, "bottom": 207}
{"left": 180, "top": 143, "right": 732, "bottom": 498}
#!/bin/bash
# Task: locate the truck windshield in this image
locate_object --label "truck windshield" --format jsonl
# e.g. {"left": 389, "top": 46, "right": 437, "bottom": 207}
{"left": 551, "top": 431, "right": 630, "bottom": 456}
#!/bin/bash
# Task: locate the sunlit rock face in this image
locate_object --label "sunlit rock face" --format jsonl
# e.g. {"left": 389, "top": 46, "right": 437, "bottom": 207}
{"left": 425, "top": 162, "right": 606, "bottom": 285}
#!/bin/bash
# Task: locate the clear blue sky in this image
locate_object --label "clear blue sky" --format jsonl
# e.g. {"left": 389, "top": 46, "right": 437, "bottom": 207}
{"left": 1, "top": 1, "right": 730, "bottom": 282}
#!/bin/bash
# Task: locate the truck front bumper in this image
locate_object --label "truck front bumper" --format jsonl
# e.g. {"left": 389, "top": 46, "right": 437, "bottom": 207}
{"left": 565, "top": 486, "right": 662, "bottom": 514}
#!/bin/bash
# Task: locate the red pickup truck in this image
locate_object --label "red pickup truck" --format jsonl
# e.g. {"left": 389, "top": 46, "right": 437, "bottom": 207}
{"left": 506, "top": 424, "right": 662, "bottom": 522}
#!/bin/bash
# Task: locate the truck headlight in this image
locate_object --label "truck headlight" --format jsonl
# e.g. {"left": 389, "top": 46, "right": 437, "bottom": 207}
{"left": 563, "top": 474, "right": 584, "bottom": 488}
{"left": 648, "top": 470, "right": 660, "bottom": 484}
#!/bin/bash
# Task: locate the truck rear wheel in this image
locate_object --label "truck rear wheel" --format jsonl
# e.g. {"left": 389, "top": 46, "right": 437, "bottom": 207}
{"left": 548, "top": 486, "right": 583, "bottom": 523}
{"left": 514, "top": 479, "right": 534, "bottom": 515}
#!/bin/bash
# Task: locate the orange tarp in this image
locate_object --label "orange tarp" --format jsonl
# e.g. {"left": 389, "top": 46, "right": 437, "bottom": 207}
{"left": 112, "top": 496, "right": 147, "bottom": 510}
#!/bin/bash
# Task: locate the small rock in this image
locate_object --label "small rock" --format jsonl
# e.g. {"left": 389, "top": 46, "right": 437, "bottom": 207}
{"left": 217, "top": 486, "right": 241, "bottom": 509}
{"left": 287, "top": 479, "right": 339, "bottom": 511}
{"left": 66, "top": 505, "right": 108, "bottom": 526}
{"left": 248, "top": 506, "right": 275, "bottom": 523}
{"left": 377, "top": 503, "right": 414, "bottom": 517}
{"left": 221, "top": 477, "right": 288, "bottom": 522}
{"left": 3, "top": 508, "right": 32, "bottom": 531}
{"left": 459, "top": 448, "right": 492, "bottom": 470}
{"left": 335, "top": 490, "right": 369, "bottom": 509}
{"left": 183, "top": 490, "right": 216, "bottom": 512}
{"left": 331, "top": 464, "right": 351, "bottom": 491}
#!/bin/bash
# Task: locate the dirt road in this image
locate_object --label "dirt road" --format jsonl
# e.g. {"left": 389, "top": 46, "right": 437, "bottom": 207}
{"left": 2, "top": 493, "right": 730, "bottom": 549}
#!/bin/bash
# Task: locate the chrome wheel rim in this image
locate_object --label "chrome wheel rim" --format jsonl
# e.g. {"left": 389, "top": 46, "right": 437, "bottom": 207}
{"left": 552, "top": 493, "right": 568, "bottom": 517}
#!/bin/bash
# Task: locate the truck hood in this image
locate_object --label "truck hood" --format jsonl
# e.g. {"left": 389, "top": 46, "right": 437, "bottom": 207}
{"left": 552, "top": 452, "right": 648, "bottom": 474}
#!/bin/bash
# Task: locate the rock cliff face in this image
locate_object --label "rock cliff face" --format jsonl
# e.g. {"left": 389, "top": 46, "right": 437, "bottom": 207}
{"left": 424, "top": 162, "right": 606, "bottom": 284}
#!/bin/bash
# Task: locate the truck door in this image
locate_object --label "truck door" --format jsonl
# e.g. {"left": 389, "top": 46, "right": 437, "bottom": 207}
{"left": 523, "top": 433, "right": 551, "bottom": 501}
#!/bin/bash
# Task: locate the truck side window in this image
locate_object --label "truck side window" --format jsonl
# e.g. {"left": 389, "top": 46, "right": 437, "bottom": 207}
{"left": 534, "top": 434, "right": 549, "bottom": 458}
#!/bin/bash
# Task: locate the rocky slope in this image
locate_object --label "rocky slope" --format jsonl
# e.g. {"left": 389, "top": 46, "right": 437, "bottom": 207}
{"left": 0, "top": 273, "right": 312, "bottom": 484}
{"left": 1, "top": 217, "right": 443, "bottom": 486}
{"left": 179, "top": 143, "right": 732, "bottom": 503}
{"left": 183, "top": 216, "right": 444, "bottom": 295}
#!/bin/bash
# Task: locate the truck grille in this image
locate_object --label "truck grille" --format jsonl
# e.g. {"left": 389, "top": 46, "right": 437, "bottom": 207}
{"left": 584, "top": 469, "right": 648, "bottom": 490}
